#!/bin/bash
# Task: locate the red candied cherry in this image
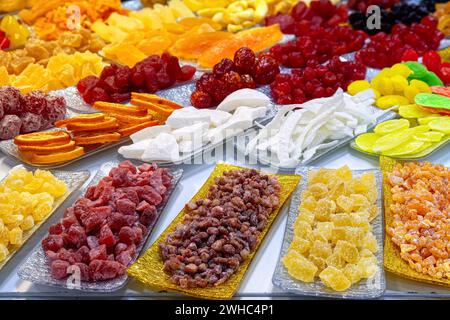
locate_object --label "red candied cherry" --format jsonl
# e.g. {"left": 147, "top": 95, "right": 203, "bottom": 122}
{"left": 234, "top": 47, "right": 256, "bottom": 75}
{"left": 190, "top": 91, "right": 213, "bottom": 109}
{"left": 287, "top": 52, "right": 305, "bottom": 68}
{"left": 277, "top": 95, "right": 293, "bottom": 105}
{"left": 77, "top": 75, "right": 100, "bottom": 95}
{"left": 253, "top": 55, "right": 280, "bottom": 85}
{"left": 322, "top": 71, "right": 337, "bottom": 86}
{"left": 312, "top": 86, "right": 326, "bottom": 98}
{"left": 177, "top": 65, "right": 196, "bottom": 81}
{"left": 240, "top": 74, "right": 256, "bottom": 89}
{"left": 213, "top": 58, "right": 235, "bottom": 78}
{"left": 196, "top": 73, "right": 216, "bottom": 92}
{"left": 422, "top": 51, "right": 442, "bottom": 74}
{"left": 303, "top": 67, "right": 316, "bottom": 81}
{"left": 210, "top": 79, "right": 230, "bottom": 103}
{"left": 83, "top": 87, "right": 111, "bottom": 104}
{"left": 325, "top": 86, "right": 336, "bottom": 96}
{"left": 421, "top": 15, "right": 438, "bottom": 30}
{"left": 222, "top": 71, "right": 242, "bottom": 91}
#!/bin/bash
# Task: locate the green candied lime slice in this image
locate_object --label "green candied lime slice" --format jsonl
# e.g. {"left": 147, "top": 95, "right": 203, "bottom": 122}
{"left": 374, "top": 119, "right": 410, "bottom": 135}
{"left": 418, "top": 116, "right": 442, "bottom": 125}
{"left": 413, "top": 131, "right": 445, "bottom": 142}
{"left": 398, "top": 104, "right": 435, "bottom": 119}
{"left": 383, "top": 140, "right": 426, "bottom": 156}
{"left": 355, "top": 133, "right": 380, "bottom": 152}
{"left": 429, "top": 117, "right": 450, "bottom": 134}
{"left": 372, "top": 129, "right": 412, "bottom": 153}
{"left": 415, "top": 93, "right": 450, "bottom": 109}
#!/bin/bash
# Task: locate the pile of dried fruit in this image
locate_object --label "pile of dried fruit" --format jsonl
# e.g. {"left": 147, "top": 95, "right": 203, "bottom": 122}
{"left": 283, "top": 166, "right": 379, "bottom": 291}
{"left": 77, "top": 52, "right": 196, "bottom": 105}
{"left": 0, "top": 167, "right": 67, "bottom": 262}
{"left": 270, "top": 57, "right": 366, "bottom": 104}
{"left": 0, "top": 87, "right": 66, "bottom": 140}
{"left": 41, "top": 161, "right": 172, "bottom": 281}
{"left": 387, "top": 161, "right": 450, "bottom": 279}
{"left": 191, "top": 47, "right": 279, "bottom": 108}
{"left": 160, "top": 168, "right": 281, "bottom": 288}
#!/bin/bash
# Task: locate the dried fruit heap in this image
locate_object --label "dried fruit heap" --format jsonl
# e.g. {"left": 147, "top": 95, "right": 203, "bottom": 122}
{"left": 42, "top": 161, "right": 172, "bottom": 282}
{"left": 0, "top": 87, "right": 66, "bottom": 140}
{"left": 77, "top": 52, "right": 196, "bottom": 104}
{"left": 159, "top": 169, "right": 281, "bottom": 288}
{"left": 191, "top": 47, "right": 279, "bottom": 108}
{"left": 387, "top": 162, "right": 450, "bottom": 279}
{"left": 283, "top": 167, "right": 379, "bottom": 292}
{"left": 270, "top": 57, "right": 366, "bottom": 104}
{"left": 0, "top": 167, "right": 67, "bottom": 263}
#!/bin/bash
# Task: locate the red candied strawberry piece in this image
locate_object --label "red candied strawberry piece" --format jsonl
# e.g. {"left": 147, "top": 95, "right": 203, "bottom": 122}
{"left": 107, "top": 254, "right": 115, "bottom": 261}
{"left": 156, "top": 65, "right": 176, "bottom": 89}
{"left": 65, "top": 225, "right": 87, "bottom": 247}
{"left": 49, "top": 223, "right": 63, "bottom": 235}
{"left": 84, "top": 186, "right": 96, "bottom": 200}
{"left": 102, "top": 76, "right": 121, "bottom": 94}
{"left": 110, "top": 92, "right": 131, "bottom": 103}
{"left": 130, "top": 64, "right": 146, "bottom": 89}
{"left": 51, "top": 260, "right": 70, "bottom": 280}
{"left": 135, "top": 223, "right": 148, "bottom": 235}
{"left": 136, "top": 200, "right": 151, "bottom": 212}
{"left": 73, "top": 262, "right": 90, "bottom": 281}
{"left": 140, "top": 205, "right": 157, "bottom": 226}
{"left": 89, "top": 260, "right": 125, "bottom": 281}
{"left": 118, "top": 226, "right": 135, "bottom": 245}
{"left": 138, "top": 163, "right": 156, "bottom": 173}
{"left": 45, "top": 250, "right": 58, "bottom": 261}
{"left": 77, "top": 245, "right": 90, "bottom": 264}
{"left": 132, "top": 226, "right": 143, "bottom": 244}
{"left": 99, "top": 224, "right": 116, "bottom": 247}
{"left": 0, "top": 86, "right": 22, "bottom": 115}
{"left": 89, "top": 244, "right": 107, "bottom": 261}
{"left": 118, "top": 160, "right": 137, "bottom": 173}
{"left": 77, "top": 75, "right": 100, "bottom": 95}
{"left": 165, "top": 54, "right": 182, "bottom": 79}
{"left": 114, "top": 242, "right": 128, "bottom": 256}
{"left": 22, "top": 91, "right": 47, "bottom": 114}
{"left": 80, "top": 206, "right": 111, "bottom": 232}
{"left": 142, "top": 55, "right": 164, "bottom": 72}
{"left": 83, "top": 86, "right": 111, "bottom": 104}
{"left": 109, "top": 167, "right": 130, "bottom": 187}
{"left": 116, "top": 199, "right": 136, "bottom": 215}
{"left": 177, "top": 65, "right": 196, "bottom": 81}
{"left": 87, "top": 236, "right": 99, "bottom": 250}
{"left": 73, "top": 197, "right": 92, "bottom": 219}
{"left": 43, "top": 95, "right": 66, "bottom": 124}
{"left": 100, "top": 64, "right": 119, "bottom": 81}
{"left": 115, "top": 65, "right": 131, "bottom": 88}
{"left": 139, "top": 186, "right": 163, "bottom": 205}
{"left": 125, "top": 189, "right": 140, "bottom": 205}
{"left": 42, "top": 235, "right": 64, "bottom": 252}
{"left": 265, "top": 13, "right": 295, "bottom": 34}
{"left": 57, "top": 248, "right": 80, "bottom": 264}
{"left": 116, "top": 249, "right": 134, "bottom": 267}
{"left": 150, "top": 171, "right": 168, "bottom": 194}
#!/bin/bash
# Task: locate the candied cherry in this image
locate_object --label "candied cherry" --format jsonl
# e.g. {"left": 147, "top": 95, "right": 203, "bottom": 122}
{"left": 191, "top": 91, "right": 214, "bottom": 109}
{"left": 234, "top": 47, "right": 256, "bottom": 75}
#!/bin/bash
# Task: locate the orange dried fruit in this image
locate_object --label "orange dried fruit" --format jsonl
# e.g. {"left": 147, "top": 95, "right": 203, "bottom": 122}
{"left": 74, "top": 132, "right": 121, "bottom": 145}
{"left": 131, "top": 99, "right": 177, "bottom": 117}
{"left": 29, "top": 146, "right": 85, "bottom": 165}
{"left": 93, "top": 101, "right": 148, "bottom": 117}
{"left": 112, "top": 114, "right": 154, "bottom": 124}
{"left": 131, "top": 93, "right": 182, "bottom": 109}
{"left": 118, "top": 120, "right": 159, "bottom": 137}
{"left": 55, "top": 113, "right": 106, "bottom": 127}
{"left": 14, "top": 131, "right": 71, "bottom": 146}
{"left": 198, "top": 37, "right": 246, "bottom": 68}
{"left": 178, "top": 17, "right": 222, "bottom": 31}
{"left": 65, "top": 116, "right": 118, "bottom": 132}
{"left": 17, "top": 140, "right": 76, "bottom": 154}
{"left": 235, "top": 24, "right": 283, "bottom": 53}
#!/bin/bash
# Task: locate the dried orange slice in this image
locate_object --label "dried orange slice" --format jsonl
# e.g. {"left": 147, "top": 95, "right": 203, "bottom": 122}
{"left": 131, "top": 93, "right": 182, "bottom": 109}
{"left": 131, "top": 99, "right": 177, "bottom": 116}
{"left": 66, "top": 116, "right": 118, "bottom": 132}
{"left": 17, "top": 140, "right": 76, "bottom": 154}
{"left": 74, "top": 132, "right": 121, "bottom": 145}
{"left": 170, "top": 31, "right": 234, "bottom": 60}
{"left": 14, "top": 131, "right": 71, "bottom": 146}
{"left": 30, "top": 146, "right": 85, "bottom": 165}
{"left": 118, "top": 120, "right": 159, "bottom": 137}
{"left": 113, "top": 114, "right": 154, "bottom": 124}
{"left": 54, "top": 113, "right": 106, "bottom": 128}
{"left": 93, "top": 101, "right": 148, "bottom": 117}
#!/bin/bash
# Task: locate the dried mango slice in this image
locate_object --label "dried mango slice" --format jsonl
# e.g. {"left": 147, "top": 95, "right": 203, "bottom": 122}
{"left": 198, "top": 36, "right": 246, "bottom": 68}
{"left": 30, "top": 146, "right": 85, "bottom": 165}
{"left": 235, "top": 24, "right": 283, "bottom": 53}
{"left": 373, "top": 119, "right": 410, "bottom": 135}
{"left": 178, "top": 17, "right": 222, "bottom": 30}
{"left": 74, "top": 132, "right": 121, "bottom": 145}
{"left": 17, "top": 141, "right": 76, "bottom": 154}
{"left": 14, "top": 131, "right": 71, "bottom": 147}
{"left": 170, "top": 31, "right": 234, "bottom": 60}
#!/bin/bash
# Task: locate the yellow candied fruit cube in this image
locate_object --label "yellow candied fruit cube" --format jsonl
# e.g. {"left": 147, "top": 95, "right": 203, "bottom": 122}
{"left": 332, "top": 227, "right": 365, "bottom": 246}
{"left": 331, "top": 213, "right": 353, "bottom": 227}
{"left": 358, "top": 256, "right": 379, "bottom": 279}
{"left": 293, "top": 220, "right": 313, "bottom": 240}
{"left": 319, "top": 266, "right": 351, "bottom": 291}
{"left": 0, "top": 203, "right": 14, "bottom": 215}
{"left": 0, "top": 243, "right": 9, "bottom": 262}
{"left": 297, "top": 208, "right": 315, "bottom": 225}
{"left": 349, "top": 194, "right": 370, "bottom": 211}
{"left": 20, "top": 215, "right": 35, "bottom": 231}
{"left": 313, "top": 222, "right": 334, "bottom": 242}
{"left": 326, "top": 252, "right": 346, "bottom": 269}
{"left": 289, "top": 236, "right": 311, "bottom": 254}
{"left": 347, "top": 80, "right": 371, "bottom": 96}
{"left": 335, "top": 166, "right": 353, "bottom": 182}
{"left": 308, "top": 183, "right": 328, "bottom": 199}
{"left": 23, "top": 178, "right": 44, "bottom": 193}
{"left": 327, "top": 182, "right": 347, "bottom": 201}
{"left": 3, "top": 214, "right": 23, "bottom": 226}
{"left": 349, "top": 215, "right": 370, "bottom": 232}
{"left": 9, "top": 227, "right": 23, "bottom": 245}
{"left": 362, "top": 233, "right": 378, "bottom": 253}
{"left": 308, "top": 168, "right": 334, "bottom": 185}
{"left": 300, "top": 195, "right": 317, "bottom": 212}
{"left": 310, "top": 240, "right": 333, "bottom": 259}
{"left": 309, "top": 254, "right": 327, "bottom": 272}
{"left": 282, "top": 250, "right": 318, "bottom": 283}
{"left": 314, "top": 198, "right": 336, "bottom": 222}
{"left": 336, "top": 195, "right": 353, "bottom": 212}
{"left": 34, "top": 192, "right": 55, "bottom": 206}
{"left": 334, "top": 240, "right": 360, "bottom": 264}
{"left": 343, "top": 263, "right": 363, "bottom": 284}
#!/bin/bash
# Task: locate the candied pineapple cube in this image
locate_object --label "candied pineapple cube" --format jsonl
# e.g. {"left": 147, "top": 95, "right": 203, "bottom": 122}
{"left": 32, "top": 202, "right": 53, "bottom": 222}
{"left": 314, "top": 198, "right": 336, "bottom": 222}
{"left": 282, "top": 250, "right": 318, "bottom": 283}
{"left": 313, "top": 222, "right": 334, "bottom": 242}
{"left": 297, "top": 208, "right": 315, "bottom": 225}
{"left": 353, "top": 210, "right": 370, "bottom": 221}
{"left": 310, "top": 240, "right": 333, "bottom": 259}
{"left": 3, "top": 214, "right": 23, "bottom": 226}
{"left": 334, "top": 240, "right": 360, "bottom": 263}
{"left": 359, "top": 249, "right": 377, "bottom": 263}
{"left": 331, "top": 213, "right": 352, "bottom": 227}
{"left": 21, "top": 215, "right": 35, "bottom": 231}
{"left": 319, "top": 266, "right": 351, "bottom": 291}
{"left": 349, "top": 215, "right": 370, "bottom": 232}
{"left": 327, "top": 182, "right": 347, "bottom": 201}
{"left": 336, "top": 195, "right": 353, "bottom": 212}
{"left": 349, "top": 194, "right": 370, "bottom": 211}
{"left": 52, "top": 180, "right": 67, "bottom": 198}
{"left": 23, "top": 178, "right": 43, "bottom": 193}
{"left": 309, "top": 254, "right": 327, "bottom": 272}
{"left": 332, "top": 227, "right": 365, "bottom": 246}
{"left": 0, "top": 226, "right": 9, "bottom": 245}
{"left": 308, "top": 183, "right": 328, "bottom": 199}
{"left": 309, "top": 168, "right": 334, "bottom": 185}
{"left": 326, "top": 252, "right": 346, "bottom": 269}
{"left": 300, "top": 195, "right": 317, "bottom": 212}
{"left": 362, "top": 233, "right": 378, "bottom": 253}
{"left": 360, "top": 172, "right": 376, "bottom": 189}
{"left": 358, "top": 257, "right": 379, "bottom": 279}
{"left": 9, "top": 227, "right": 23, "bottom": 245}
{"left": 289, "top": 236, "right": 311, "bottom": 254}
{"left": 294, "top": 220, "right": 312, "bottom": 240}
{"left": 34, "top": 192, "right": 54, "bottom": 205}
{"left": 343, "top": 263, "right": 363, "bottom": 284}
{"left": 0, "top": 243, "right": 9, "bottom": 262}
{"left": 0, "top": 203, "right": 14, "bottom": 215}
{"left": 335, "top": 166, "right": 353, "bottom": 182}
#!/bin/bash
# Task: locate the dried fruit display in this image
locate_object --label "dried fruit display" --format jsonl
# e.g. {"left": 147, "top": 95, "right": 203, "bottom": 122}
{"left": 270, "top": 57, "right": 366, "bottom": 104}
{"left": 0, "top": 16, "right": 30, "bottom": 49}
{"left": 269, "top": 27, "right": 367, "bottom": 68}
{"left": 355, "top": 16, "right": 444, "bottom": 69}
{"left": 19, "top": 0, "right": 127, "bottom": 41}
{"left": 77, "top": 52, "right": 196, "bottom": 105}
{"left": 41, "top": 161, "right": 173, "bottom": 281}
{"left": 191, "top": 47, "right": 279, "bottom": 108}
{"left": 159, "top": 168, "right": 281, "bottom": 288}
{"left": 264, "top": 0, "right": 348, "bottom": 34}
{"left": 283, "top": 166, "right": 379, "bottom": 291}
{"left": 386, "top": 161, "right": 450, "bottom": 280}
{"left": 0, "top": 87, "right": 66, "bottom": 140}
{"left": 435, "top": 2, "right": 450, "bottom": 36}
{"left": 347, "top": 63, "right": 434, "bottom": 109}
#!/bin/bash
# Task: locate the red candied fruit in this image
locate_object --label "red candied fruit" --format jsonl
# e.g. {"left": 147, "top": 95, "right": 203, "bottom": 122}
{"left": 213, "top": 58, "right": 235, "bottom": 78}
{"left": 234, "top": 47, "right": 256, "bottom": 75}
{"left": 22, "top": 91, "right": 47, "bottom": 114}
{"left": 178, "top": 65, "right": 197, "bottom": 81}
{"left": 253, "top": 54, "right": 280, "bottom": 85}
{"left": 190, "top": 91, "right": 214, "bottom": 108}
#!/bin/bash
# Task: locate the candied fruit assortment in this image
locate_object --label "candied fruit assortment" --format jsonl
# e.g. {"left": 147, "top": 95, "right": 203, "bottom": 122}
{"left": 0, "top": 167, "right": 67, "bottom": 263}
{"left": 0, "top": 87, "right": 66, "bottom": 140}
{"left": 191, "top": 47, "right": 279, "bottom": 108}
{"left": 283, "top": 166, "right": 380, "bottom": 292}
{"left": 386, "top": 161, "right": 450, "bottom": 280}
{"left": 41, "top": 161, "right": 172, "bottom": 281}
{"left": 355, "top": 16, "right": 444, "bottom": 69}
{"left": 77, "top": 52, "right": 196, "bottom": 105}
{"left": 270, "top": 57, "right": 366, "bottom": 104}
{"left": 265, "top": 0, "right": 348, "bottom": 34}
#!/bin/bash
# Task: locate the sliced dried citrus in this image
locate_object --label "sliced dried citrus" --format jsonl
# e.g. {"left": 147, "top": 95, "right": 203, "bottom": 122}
{"left": 74, "top": 132, "right": 121, "bottom": 145}
{"left": 428, "top": 117, "right": 450, "bottom": 134}
{"left": 113, "top": 114, "right": 154, "bottom": 124}
{"left": 413, "top": 131, "right": 445, "bottom": 142}
{"left": 14, "top": 131, "right": 71, "bottom": 147}
{"left": 131, "top": 99, "right": 177, "bottom": 116}
{"left": 54, "top": 113, "right": 106, "bottom": 127}
{"left": 373, "top": 119, "right": 410, "bottom": 135}
{"left": 17, "top": 140, "right": 76, "bottom": 154}
{"left": 30, "top": 146, "right": 85, "bottom": 165}
{"left": 66, "top": 116, "right": 118, "bottom": 132}
{"left": 383, "top": 140, "right": 427, "bottom": 156}
{"left": 118, "top": 120, "right": 159, "bottom": 137}
{"left": 354, "top": 133, "right": 380, "bottom": 152}
{"left": 131, "top": 93, "right": 182, "bottom": 109}
{"left": 93, "top": 101, "right": 148, "bottom": 116}
{"left": 372, "top": 129, "right": 412, "bottom": 153}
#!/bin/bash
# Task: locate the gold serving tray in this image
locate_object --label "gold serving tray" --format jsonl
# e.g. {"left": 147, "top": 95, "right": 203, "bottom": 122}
{"left": 381, "top": 156, "right": 450, "bottom": 287}
{"left": 128, "top": 162, "right": 301, "bottom": 299}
